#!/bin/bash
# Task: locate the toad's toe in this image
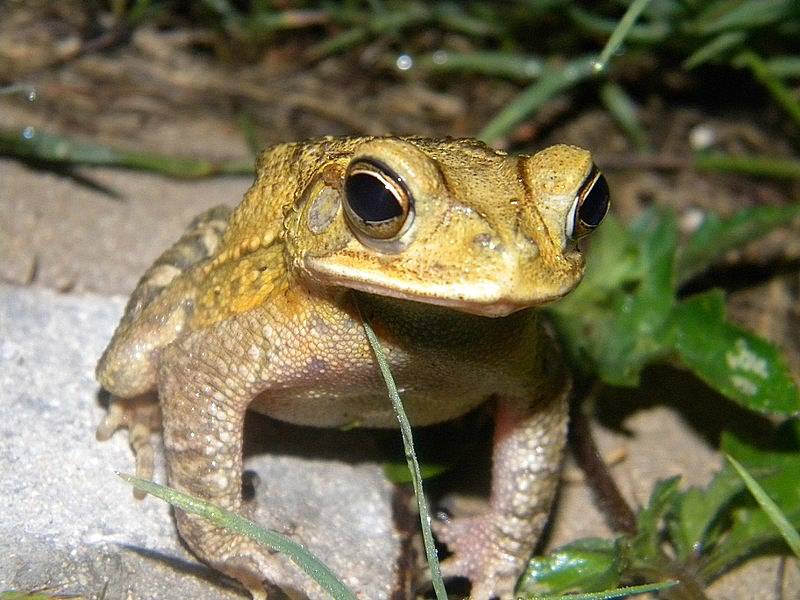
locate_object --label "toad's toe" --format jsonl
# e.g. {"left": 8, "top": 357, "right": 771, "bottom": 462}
{"left": 96, "top": 393, "right": 161, "bottom": 498}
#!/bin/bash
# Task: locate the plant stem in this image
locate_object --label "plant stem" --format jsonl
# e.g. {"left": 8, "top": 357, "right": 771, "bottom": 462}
{"left": 568, "top": 382, "right": 637, "bottom": 535}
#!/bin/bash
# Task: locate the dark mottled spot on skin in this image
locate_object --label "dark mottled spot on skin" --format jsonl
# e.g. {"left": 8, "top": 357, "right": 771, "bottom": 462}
{"left": 308, "top": 356, "right": 328, "bottom": 375}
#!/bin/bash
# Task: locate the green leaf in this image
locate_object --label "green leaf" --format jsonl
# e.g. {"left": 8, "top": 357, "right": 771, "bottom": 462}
{"left": 558, "top": 213, "right": 640, "bottom": 305}
{"left": 517, "top": 538, "right": 622, "bottom": 596}
{"left": 526, "top": 581, "right": 677, "bottom": 600}
{"left": 698, "top": 504, "right": 800, "bottom": 581}
{"left": 721, "top": 422, "right": 800, "bottom": 513}
{"left": 631, "top": 476, "right": 682, "bottom": 563}
{"left": 727, "top": 455, "right": 800, "bottom": 558}
{"left": 550, "top": 204, "right": 799, "bottom": 411}
{"left": 383, "top": 460, "right": 448, "bottom": 483}
{"left": 670, "top": 467, "right": 745, "bottom": 560}
{"left": 670, "top": 291, "right": 800, "bottom": 415}
{"left": 594, "top": 210, "right": 677, "bottom": 384}
{"left": 620, "top": 208, "right": 679, "bottom": 337}
{"left": 549, "top": 208, "right": 677, "bottom": 386}
{"left": 677, "top": 204, "right": 800, "bottom": 282}
{"left": 545, "top": 216, "right": 636, "bottom": 379}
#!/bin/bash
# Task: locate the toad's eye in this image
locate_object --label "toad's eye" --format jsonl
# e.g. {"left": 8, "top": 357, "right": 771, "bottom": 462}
{"left": 566, "top": 167, "right": 610, "bottom": 240}
{"left": 344, "top": 159, "right": 412, "bottom": 240}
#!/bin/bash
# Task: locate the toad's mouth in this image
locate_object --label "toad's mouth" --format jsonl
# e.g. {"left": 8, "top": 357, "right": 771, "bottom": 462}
{"left": 304, "top": 257, "right": 583, "bottom": 318}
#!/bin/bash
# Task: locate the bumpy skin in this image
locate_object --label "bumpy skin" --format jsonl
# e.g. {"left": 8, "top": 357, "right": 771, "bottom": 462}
{"left": 96, "top": 136, "right": 602, "bottom": 599}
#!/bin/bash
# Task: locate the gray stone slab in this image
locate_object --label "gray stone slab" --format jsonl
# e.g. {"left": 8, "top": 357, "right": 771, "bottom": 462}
{"left": 0, "top": 156, "right": 252, "bottom": 296}
{"left": 0, "top": 284, "right": 402, "bottom": 599}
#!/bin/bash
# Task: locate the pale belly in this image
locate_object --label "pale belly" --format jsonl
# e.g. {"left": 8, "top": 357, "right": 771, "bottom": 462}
{"left": 249, "top": 385, "right": 492, "bottom": 428}
{"left": 244, "top": 292, "right": 545, "bottom": 428}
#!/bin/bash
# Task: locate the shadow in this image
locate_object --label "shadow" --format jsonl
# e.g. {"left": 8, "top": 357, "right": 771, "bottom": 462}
{"left": 120, "top": 543, "right": 247, "bottom": 597}
{"left": 8, "top": 157, "right": 125, "bottom": 200}
{"left": 124, "top": 542, "right": 307, "bottom": 599}
{"left": 593, "top": 364, "right": 778, "bottom": 448}
{"left": 680, "top": 258, "right": 800, "bottom": 298}
{"left": 96, "top": 387, "right": 112, "bottom": 410}
{"left": 241, "top": 402, "right": 492, "bottom": 478}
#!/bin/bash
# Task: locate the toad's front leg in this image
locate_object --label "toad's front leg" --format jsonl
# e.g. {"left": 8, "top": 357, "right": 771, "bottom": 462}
{"left": 157, "top": 317, "right": 303, "bottom": 599}
{"left": 435, "top": 381, "right": 569, "bottom": 600}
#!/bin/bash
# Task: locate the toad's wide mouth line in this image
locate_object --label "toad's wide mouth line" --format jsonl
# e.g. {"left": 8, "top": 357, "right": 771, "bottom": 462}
{"left": 305, "top": 258, "right": 581, "bottom": 317}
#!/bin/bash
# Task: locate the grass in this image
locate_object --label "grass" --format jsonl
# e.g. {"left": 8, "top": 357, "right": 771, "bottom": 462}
{"left": 118, "top": 474, "right": 358, "bottom": 600}
{"left": 359, "top": 314, "right": 447, "bottom": 600}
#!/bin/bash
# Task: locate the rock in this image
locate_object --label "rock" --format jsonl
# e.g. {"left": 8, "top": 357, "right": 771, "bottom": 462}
{"left": 0, "top": 283, "right": 402, "bottom": 599}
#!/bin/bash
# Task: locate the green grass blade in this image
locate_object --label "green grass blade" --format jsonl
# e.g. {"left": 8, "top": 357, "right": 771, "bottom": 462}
{"left": 726, "top": 455, "right": 800, "bottom": 559}
{"left": 0, "top": 128, "right": 254, "bottom": 178}
{"left": 308, "top": 5, "right": 428, "bottom": 60}
{"left": 568, "top": 7, "right": 668, "bottom": 44}
{"left": 307, "top": 27, "right": 368, "bottom": 61}
{"left": 431, "top": 3, "right": 501, "bottom": 38}
{"left": 360, "top": 317, "right": 448, "bottom": 600}
{"left": 693, "top": 153, "right": 800, "bottom": 179}
{"left": 599, "top": 82, "right": 649, "bottom": 151}
{"left": 692, "top": 0, "right": 792, "bottom": 36}
{"left": 594, "top": 0, "right": 656, "bottom": 74}
{"left": 529, "top": 580, "right": 677, "bottom": 600}
{"left": 683, "top": 31, "right": 746, "bottom": 69}
{"left": 677, "top": 203, "right": 800, "bottom": 281}
{"left": 734, "top": 50, "right": 800, "bottom": 128}
{"left": 118, "top": 474, "right": 357, "bottom": 600}
{"left": 417, "top": 50, "right": 544, "bottom": 81}
{"left": 766, "top": 56, "right": 800, "bottom": 79}
{"left": 479, "top": 55, "right": 596, "bottom": 143}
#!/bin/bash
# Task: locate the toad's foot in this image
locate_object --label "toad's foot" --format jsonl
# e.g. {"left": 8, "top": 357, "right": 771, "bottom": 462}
{"left": 96, "top": 393, "right": 161, "bottom": 498}
{"left": 435, "top": 512, "right": 544, "bottom": 600}
{"left": 176, "top": 512, "right": 306, "bottom": 600}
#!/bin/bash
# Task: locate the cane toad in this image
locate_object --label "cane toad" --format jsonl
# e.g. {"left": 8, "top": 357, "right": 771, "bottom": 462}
{"left": 96, "top": 135, "right": 609, "bottom": 599}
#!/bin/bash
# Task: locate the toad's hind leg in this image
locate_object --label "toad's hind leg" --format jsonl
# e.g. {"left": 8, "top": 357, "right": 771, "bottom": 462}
{"left": 434, "top": 382, "right": 569, "bottom": 600}
{"left": 157, "top": 315, "right": 302, "bottom": 599}
{"left": 96, "top": 206, "right": 233, "bottom": 495}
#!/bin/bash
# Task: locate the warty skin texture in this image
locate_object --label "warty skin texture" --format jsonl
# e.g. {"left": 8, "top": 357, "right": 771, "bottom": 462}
{"left": 96, "top": 135, "right": 607, "bottom": 599}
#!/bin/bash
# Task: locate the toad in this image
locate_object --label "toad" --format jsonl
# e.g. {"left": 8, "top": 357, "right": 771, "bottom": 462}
{"left": 96, "top": 135, "right": 609, "bottom": 599}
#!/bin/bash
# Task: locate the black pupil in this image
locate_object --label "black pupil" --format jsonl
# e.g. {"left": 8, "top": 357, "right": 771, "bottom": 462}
{"left": 345, "top": 172, "right": 403, "bottom": 223}
{"left": 579, "top": 174, "right": 609, "bottom": 227}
